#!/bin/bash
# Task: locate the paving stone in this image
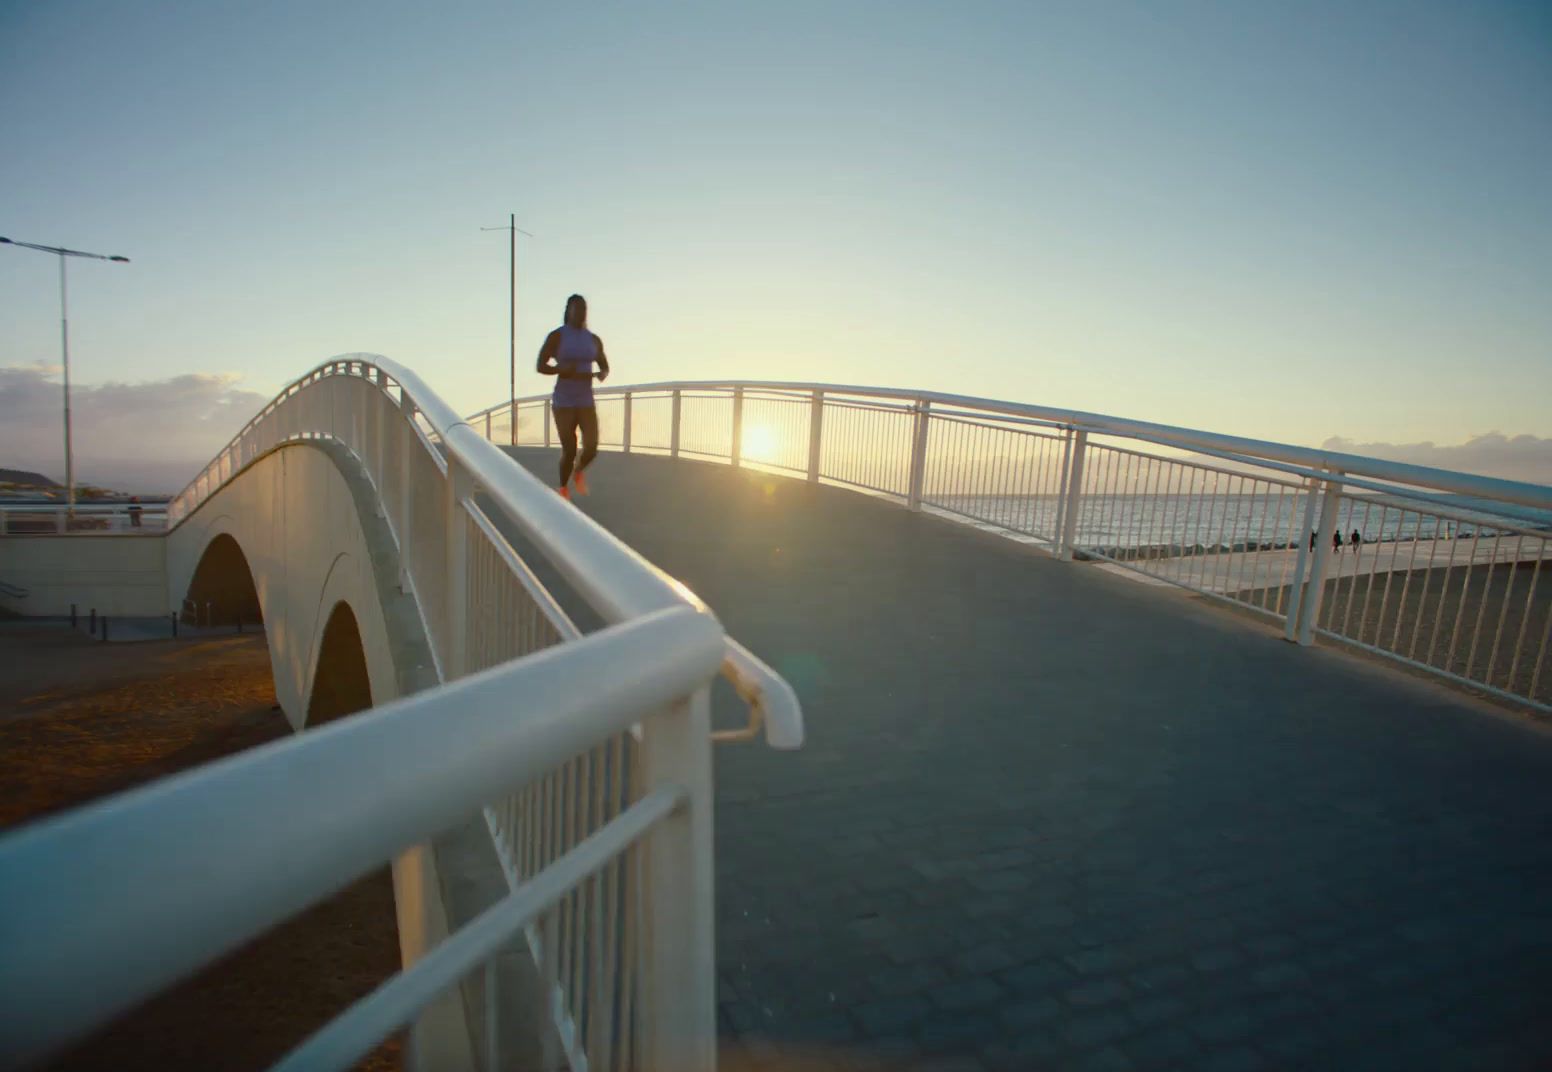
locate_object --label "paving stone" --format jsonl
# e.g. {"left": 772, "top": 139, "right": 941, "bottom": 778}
{"left": 998, "top": 960, "right": 1071, "bottom": 993}
{"left": 1190, "top": 947, "right": 1243, "bottom": 974}
{"left": 1187, "top": 1006, "right": 1257, "bottom": 1045}
{"left": 999, "top": 999, "right": 1061, "bottom": 1030}
{"left": 929, "top": 977, "right": 1003, "bottom": 1012}
{"left": 916, "top": 1011, "right": 999, "bottom": 1053}
{"left": 1063, "top": 1010, "right": 1134, "bottom": 1050}
{"left": 1128, "top": 993, "right": 1191, "bottom": 1027}
{"left": 855, "top": 995, "right": 932, "bottom": 1037}
{"left": 952, "top": 943, "right": 1018, "bottom": 976}
{"left": 1198, "top": 1047, "right": 1263, "bottom": 1072}
{"left": 1064, "top": 979, "right": 1130, "bottom": 1008}
{"left": 1250, "top": 961, "right": 1311, "bottom": 991}
{"left": 1131, "top": 961, "right": 1192, "bottom": 992}
{"left": 1121, "top": 1024, "right": 1202, "bottom": 1068}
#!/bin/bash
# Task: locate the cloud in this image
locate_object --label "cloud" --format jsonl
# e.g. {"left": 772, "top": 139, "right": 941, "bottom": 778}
{"left": 1320, "top": 433, "right": 1552, "bottom": 487}
{"left": 0, "top": 364, "right": 268, "bottom": 494}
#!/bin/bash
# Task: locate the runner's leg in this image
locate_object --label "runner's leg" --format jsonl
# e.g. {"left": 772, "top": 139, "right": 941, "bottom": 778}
{"left": 555, "top": 406, "right": 580, "bottom": 486}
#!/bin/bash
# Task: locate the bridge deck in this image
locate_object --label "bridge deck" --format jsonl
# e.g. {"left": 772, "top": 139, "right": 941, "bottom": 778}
{"left": 506, "top": 448, "right": 1552, "bottom": 1071}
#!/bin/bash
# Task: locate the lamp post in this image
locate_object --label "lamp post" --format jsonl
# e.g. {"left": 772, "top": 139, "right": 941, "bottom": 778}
{"left": 481, "top": 215, "right": 532, "bottom": 445}
{"left": 1, "top": 236, "right": 131, "bottom": 516}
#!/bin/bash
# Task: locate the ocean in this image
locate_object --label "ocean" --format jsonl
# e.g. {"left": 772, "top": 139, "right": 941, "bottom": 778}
{"left": 925, "top": 493, "right": 1552, "bottom": 556}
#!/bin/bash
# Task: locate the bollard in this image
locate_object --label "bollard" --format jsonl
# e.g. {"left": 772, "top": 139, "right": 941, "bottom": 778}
{"left": 89, "top": 608, "right": 97, "bottom": 634}
{"left": 70, "top": 603, "right": 77, "bottom": 629}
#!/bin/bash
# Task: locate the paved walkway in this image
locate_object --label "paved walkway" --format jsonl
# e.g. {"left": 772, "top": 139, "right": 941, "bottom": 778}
{"left": 509, "top": 448, "right": 1552, "bottom": 1071}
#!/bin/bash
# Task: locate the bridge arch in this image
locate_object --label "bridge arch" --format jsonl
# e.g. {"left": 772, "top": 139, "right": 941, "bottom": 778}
{"left": 306, "top": 600, "right": 374, "bottom": 725}
{"left": 166, "top": 440, "right": 436, "bottom": 731}
{"left": 182, "top": 531, "right": 262, "bottom": 627}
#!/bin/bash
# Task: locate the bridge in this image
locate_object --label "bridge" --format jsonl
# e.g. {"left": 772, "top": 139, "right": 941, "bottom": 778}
{"left": 2, "top": 357, "right": 1551, "bottom": 1071}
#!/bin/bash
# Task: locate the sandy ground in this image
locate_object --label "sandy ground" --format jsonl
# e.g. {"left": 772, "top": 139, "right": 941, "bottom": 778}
{"left": 0, "top": 624, "right": 403, "bottom": 1071}
{"left": 1233, "top": 560, "right": 1551, "bottom": 708}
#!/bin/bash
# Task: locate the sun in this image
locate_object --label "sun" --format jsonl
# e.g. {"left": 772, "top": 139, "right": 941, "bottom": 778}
{"left": 741, "top": 424, "right": 779, "bottom": 463}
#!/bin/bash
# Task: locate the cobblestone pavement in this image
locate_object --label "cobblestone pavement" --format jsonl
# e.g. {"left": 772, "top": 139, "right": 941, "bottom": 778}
{"left": 508, "top": 448, "right": 1552, "bottom": 1071}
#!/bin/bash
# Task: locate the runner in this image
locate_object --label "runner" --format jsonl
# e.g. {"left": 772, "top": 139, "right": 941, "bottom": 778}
{"left": 536, "top": 294, "right": 609, "bottom": 498}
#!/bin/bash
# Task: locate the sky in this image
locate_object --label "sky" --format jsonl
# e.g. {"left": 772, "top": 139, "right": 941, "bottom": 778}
{"left": 2, "top": 0, "right": 1550, "bottom": 491}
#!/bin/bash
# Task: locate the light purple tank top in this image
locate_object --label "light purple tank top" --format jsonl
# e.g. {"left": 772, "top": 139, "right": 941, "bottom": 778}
{"left": 552, "top": 326, "right": 598, "bottom": 408}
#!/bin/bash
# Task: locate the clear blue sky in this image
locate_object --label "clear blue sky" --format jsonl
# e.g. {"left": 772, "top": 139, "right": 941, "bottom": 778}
{"left": 2, "top": 0, "right": 1549, "bottom": 485}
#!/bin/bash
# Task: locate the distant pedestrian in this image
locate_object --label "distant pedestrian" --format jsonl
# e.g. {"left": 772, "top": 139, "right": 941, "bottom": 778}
{"left": 1350, "top": 528, "right": 1362, "bottom": 553}
{"left": 1310, "top": 530, "right": 1317, "bottom": 552}
{"left": 127, "top": 496, "right": 142, "bottom": 528}
{"left": 1332, "top": 529, "right": 1343, "bottom": 555}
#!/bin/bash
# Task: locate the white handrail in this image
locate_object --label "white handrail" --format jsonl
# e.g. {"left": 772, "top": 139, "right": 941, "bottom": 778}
{"left": 474, "top": 379, "right": 1552, "bottom": 511}
{"left": 0, "top": 606, "right": 723, "bottom": 1068}
{"left": 475, "top": 378, "right": 1551, "bottom": 711}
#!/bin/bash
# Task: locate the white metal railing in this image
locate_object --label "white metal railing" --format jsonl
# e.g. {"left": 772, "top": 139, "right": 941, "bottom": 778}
{"left": 473, "top": 381, "right": 1552, "bottom": 712}
{"left": 0, "top": 355, "right": 803, "bottom": 1072}
{"left": 0, "top": 501, "right": 168, "bottom": 534}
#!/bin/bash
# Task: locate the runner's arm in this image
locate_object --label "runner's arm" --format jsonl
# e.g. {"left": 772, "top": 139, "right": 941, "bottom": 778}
{"left": 536, "top": 331, "right": 561, "bottom": 375}
{"left": 595, "top": 336, "right": 609, "bottom": 382}
{"left": 537, "top": 331, "right": 585, "bottom": 379}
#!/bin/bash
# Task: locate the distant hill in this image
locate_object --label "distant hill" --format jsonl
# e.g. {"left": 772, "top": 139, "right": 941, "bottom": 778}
{"left": 0, "top": 468, "right": 60, "bottom": 488}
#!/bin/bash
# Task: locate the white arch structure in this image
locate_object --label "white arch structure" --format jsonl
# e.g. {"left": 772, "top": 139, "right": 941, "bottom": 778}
{"left": 0, "top": 355, "right": 803, "bottom": 1072}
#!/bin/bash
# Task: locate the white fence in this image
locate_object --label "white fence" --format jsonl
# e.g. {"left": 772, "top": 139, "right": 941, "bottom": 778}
{"left": 0, "top": 356, "right": 802, "bottom": 1071}
{"left": 0, "top": 501, "right": 168, "bottom": 534}
{"left": 474, "top": 382, "right": 1552, "bottom": 713}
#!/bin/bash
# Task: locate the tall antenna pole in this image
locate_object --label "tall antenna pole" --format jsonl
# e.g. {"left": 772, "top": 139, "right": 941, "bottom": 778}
{"left": 1, "top": 236, "right": 130, "bottom": 518}
{"left": 482, "top": 217, "right": 532, "bottom": 445}
{"left": 509, "top": 212, "right": 515, "bottom": 439}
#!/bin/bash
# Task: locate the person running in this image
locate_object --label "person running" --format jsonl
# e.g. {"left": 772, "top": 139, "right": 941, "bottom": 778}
{"left": 536, "top": 294, "right": 609, "bottom": 498}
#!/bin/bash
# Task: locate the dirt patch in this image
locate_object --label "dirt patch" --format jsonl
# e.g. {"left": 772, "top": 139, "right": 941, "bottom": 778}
{"left": 0, "top": 626, "right": 404, "bottom": 1071}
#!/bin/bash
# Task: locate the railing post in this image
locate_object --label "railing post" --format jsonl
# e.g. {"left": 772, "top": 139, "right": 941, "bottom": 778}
{"left": 670, "top": 387, "right": 682, "bottom": 459}
{"left": 445, "top": 457, "right": 471, "bottom": 680}
{"left": 509, "top": 400, "right": 517, "bottom": 446}
{"left": 543, "top": 400, "right": 552, "bottom": 448}
{"left": 623, "top": 391, "right": 633, "bottom": 453}
{"left": 1295, "top": 473, "right": 1344, "bottom": 646}
{"left": 1283, "top": 475, "right": 1322, "bottom": 642}
{"left": 372, "top": 371, "right": 387, "bottom": 509}
{"left": 906, "top": 399, "right": 931, "bottom": 510}
{"left": 806, "top": 389, "right": 824, "bottom": 484}
{"left": 1057, "top": 430, "right": 1088, "bottom": 561}
{"left": 484, "top": 410, "right": 491, "bottom": 441}
{"left": 636, "top": 686, "right": 717, "bottom": 1072}
{"left": 398, "top": 397, "right": 416, "bottom": 592}
{"left": 730, "top": 386, "right": 744, "bottom": 468}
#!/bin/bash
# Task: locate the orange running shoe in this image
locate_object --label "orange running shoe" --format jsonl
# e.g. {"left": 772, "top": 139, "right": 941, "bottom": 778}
{"left": 573, "top": 469, "right": 590, "bottom": 497}
{"left": 558, "top": 485, "right": 570, "bottom": 500}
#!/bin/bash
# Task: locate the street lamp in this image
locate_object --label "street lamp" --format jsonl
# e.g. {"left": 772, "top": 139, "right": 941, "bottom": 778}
{"left": 1, "top": 236, "right": 131, "bottom": 516}
{"left": 481, "top": 214, "right": 532, "bottom": 445}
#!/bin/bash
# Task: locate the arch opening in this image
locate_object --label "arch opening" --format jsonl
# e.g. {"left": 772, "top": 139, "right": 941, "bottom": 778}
{"left": 307, "top": 601, "right": 374, "bottom": 726}
{"left": 184, "top": 533, "right": 263, "bottom": 627}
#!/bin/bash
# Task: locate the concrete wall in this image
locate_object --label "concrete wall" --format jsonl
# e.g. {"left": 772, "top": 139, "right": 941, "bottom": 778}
{"left": 0, "top": 535, "right": 168, "bottom": 618}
